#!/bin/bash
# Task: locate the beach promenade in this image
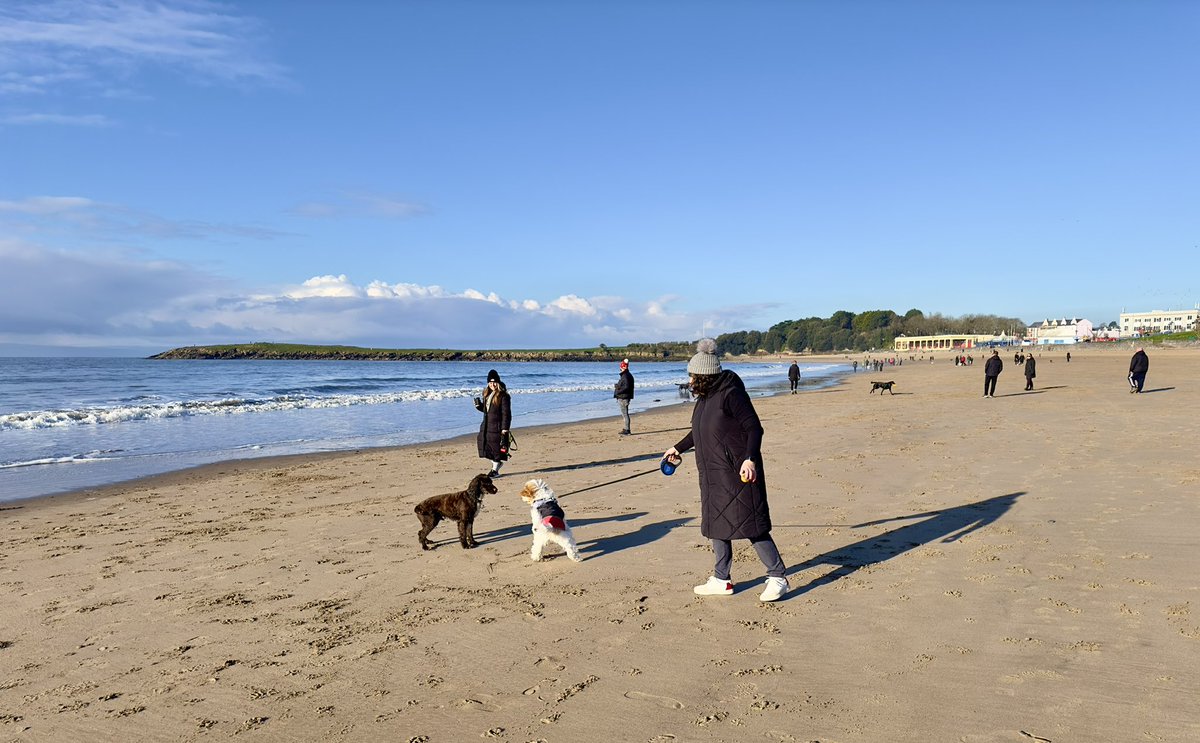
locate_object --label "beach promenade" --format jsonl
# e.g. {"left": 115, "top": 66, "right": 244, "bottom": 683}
{"left": 2, "top": 348, "right": 1197, "bottom": 741}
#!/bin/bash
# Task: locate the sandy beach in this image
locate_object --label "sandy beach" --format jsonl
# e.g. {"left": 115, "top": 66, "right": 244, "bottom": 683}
{"left": 2, "top": 347, "right": 1198, "bottom": 742}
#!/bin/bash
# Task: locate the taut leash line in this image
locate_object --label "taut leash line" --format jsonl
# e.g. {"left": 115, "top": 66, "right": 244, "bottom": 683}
{"left": 557, "top": 467, "right": 660, "bottom": 499}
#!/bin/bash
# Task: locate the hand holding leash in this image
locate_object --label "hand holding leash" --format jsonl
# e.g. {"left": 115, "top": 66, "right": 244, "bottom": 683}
{"left": 660, "top": 449, "right": 682, "bottom": 476}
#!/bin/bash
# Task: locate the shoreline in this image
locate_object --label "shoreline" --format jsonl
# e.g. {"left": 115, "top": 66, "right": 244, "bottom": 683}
{"left": 7, "top": 360, "right": 848, "bottom": 510}
{"left": 6, "top": 397, "right": 699, "bottom": 515}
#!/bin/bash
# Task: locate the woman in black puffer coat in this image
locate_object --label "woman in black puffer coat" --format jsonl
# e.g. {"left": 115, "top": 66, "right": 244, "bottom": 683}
{"left": 663, "top": 339, "right": 788, "bottom": 602}
{"left": 475, "top": 369, "right": 511, "bottom": 477}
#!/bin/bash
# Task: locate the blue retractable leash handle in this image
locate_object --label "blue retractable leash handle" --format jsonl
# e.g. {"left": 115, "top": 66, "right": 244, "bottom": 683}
{"left": 557, "top": 455, "right": 682, "bottom": 499}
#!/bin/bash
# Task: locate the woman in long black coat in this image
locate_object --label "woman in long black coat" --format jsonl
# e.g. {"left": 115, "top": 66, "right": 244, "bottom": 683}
{"left": 475, "top": 369, "right": 511, "bottom": 477}
{"left": 664, "top": 339, "right": 788, "bottom": 602}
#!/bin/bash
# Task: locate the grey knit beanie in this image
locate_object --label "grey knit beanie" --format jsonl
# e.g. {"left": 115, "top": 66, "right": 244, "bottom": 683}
{"left": 687, "top": 338, "right": 722, "bottom": 375}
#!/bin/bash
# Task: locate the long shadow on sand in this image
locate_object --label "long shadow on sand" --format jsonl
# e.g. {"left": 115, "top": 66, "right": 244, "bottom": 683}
{"left": 994, "top": 385, "right": 1069, "bottom": 397}
{"left": 579, "top": 517, "right": 693, "bottom": 559}
{"left": 787, "top": 491, "right": 1024, "bottom": 597}
{"left": 1138, "top": 387, "right": 1175, "bottom": 394}
{"left": 627, "top": 426, "right": 692, "bottom": 437}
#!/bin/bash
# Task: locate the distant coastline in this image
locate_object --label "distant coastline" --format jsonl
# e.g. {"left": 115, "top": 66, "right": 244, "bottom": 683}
{"left": 148, "top": 342, "right": 693, "bottom": 362}
{"left": 146, "top": 337, "right": 1197, "bottom": 363}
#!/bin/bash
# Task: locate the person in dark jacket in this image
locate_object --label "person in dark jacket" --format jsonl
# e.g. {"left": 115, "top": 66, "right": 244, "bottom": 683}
{"left": 663, "top": 339, "right": 788, "bottom": 602}
{"left": 474, "top": 369, "right": 512, "bottom": 477}
{"left": 1128, "top": 347, "right": 1149, "bottom": 393}
{"left": 614, "top": 359, "right": 635, "bottom": 434}
{"left": 983, "top": 350, "right": 1003, "bottom": 398}
{"left": 787, "top": 361, "right": 800, "bottom": 394}
{"left": 1023, "top": 353, "right": 1037, "bottom": 391}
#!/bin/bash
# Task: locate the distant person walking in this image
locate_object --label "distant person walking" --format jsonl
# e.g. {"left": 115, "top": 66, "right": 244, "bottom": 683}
{"left": 1024, "top": 353, "right": 1037, "bottom": 391}
{"left": 852, "top": 360, "right": 858, "bottom": 372}
{"left": 983, "top": 350, "right": 1003, "bottom": 398}
{"left": 1066, "top": 351, "right": 1071, "bottom": 363}
{"left": 614, "top": 359, "right": 635, "bottom": 434}
{"left": 1128, "top": 347, "right": 1149, "bottom": 393}
{"left": 787, "top": 361, "right": 801, "bottom": 394}
{"left": 663, "top": 339, "right": 788, "bottom": 602}
{"left": 475, "top": 369, "right": 512, "bottom": 477}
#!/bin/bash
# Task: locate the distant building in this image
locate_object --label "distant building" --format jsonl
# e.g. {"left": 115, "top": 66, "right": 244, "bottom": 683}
{"left": 1120, "top": 309, "right": 1199, "bottom": 337}
{"left": 1026, "top": 318, "right": 1093, "bottom": 345}
{"left": 893, "top": 333, "right": 1014, "bottom": 353}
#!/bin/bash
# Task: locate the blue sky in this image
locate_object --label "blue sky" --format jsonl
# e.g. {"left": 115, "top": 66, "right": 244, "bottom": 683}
{"left": 2, "top": 0, "right": 1197, "bottom": 355}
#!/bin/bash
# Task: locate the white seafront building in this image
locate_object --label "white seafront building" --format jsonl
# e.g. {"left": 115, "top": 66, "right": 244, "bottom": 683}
{"left": 893, "top": 333, "right": 1015, "bottom": 352}
{"left": 1026, "top": 318, "right": 1093, "bottom": 345}
{"left": 1119, "top": 308, "right": 1200, "bottom": 337}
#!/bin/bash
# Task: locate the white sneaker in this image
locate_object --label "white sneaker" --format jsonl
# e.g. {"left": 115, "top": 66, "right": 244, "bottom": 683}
{"left": 759, "top": 577, "right": 788, "bottom": 602}
{"left": 693, "top": 576, "right": 734, "bottom": 596}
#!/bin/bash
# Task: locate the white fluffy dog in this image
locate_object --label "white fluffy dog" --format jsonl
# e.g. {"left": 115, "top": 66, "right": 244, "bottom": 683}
{"left": 519, "top": 479, "right": 582, "bottom": 562}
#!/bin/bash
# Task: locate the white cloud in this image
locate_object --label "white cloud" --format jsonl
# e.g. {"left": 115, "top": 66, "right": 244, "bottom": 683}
{"left": 0, "top": 195, "right": 97, "bottom": 214}
{"left": 547, "top": 294, "right": 597, "bottom": 316}
{"left": 284, "top": 274, "right": 364, "bottom": 299}
{"left": 0, "top": 243, "right": 773, "bottom": 353}
{"left": 287, "top": 193, "right": 430, "bottom": 220}
{"left": 0, "top": 112, "right": 113, "bottom": 126}
{"left": 364, "top": 281, "right": 449, "bottom": 299}
{"left": 0, "top": 194, "right": 288, "bottom": 241}
{"left": 0, "top": 0, "right": 287, "bottom": 100}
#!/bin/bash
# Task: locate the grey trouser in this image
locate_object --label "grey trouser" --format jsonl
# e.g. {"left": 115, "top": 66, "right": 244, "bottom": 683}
{"left": 617, "top": 399, "right": 631, "bottom": 431}
{"left": 711, "top": 535, "right": 785, "bottom": 579}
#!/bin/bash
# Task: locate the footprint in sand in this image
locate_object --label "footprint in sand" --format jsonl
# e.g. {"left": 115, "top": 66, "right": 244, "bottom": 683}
{"left": 455, "top": 698, "right": 501, "bottom": 712}
{"left": 623, "top": 691, "right": 684, "bottom": 709}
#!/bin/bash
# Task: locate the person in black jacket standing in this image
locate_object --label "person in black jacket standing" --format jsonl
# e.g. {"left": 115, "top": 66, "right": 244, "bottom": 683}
{"left": 1128, "top": 347, "right": 1149, "bottom": 393}
{"left": 787, "top": 361, "right": 800, "bottom": 394}
{"left": 983, "top": 350, "right": 1003, "bottom": 398}
{"left": 1023, "top": 352, "right": 1037, "bottom": 391}
{"left": 614, "top": 359, "right": 635, "bottom": 435}
{"left": 663, "top": 339, "right": 788, "bottom": 602}
{"left": 475, "top": 369, "right": 512, "bottom": 477}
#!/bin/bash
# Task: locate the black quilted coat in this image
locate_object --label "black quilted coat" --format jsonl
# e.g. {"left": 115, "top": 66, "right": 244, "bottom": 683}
{"left": 476, "top": 386, "right": 512, "bottom": 460}
{"left": 672, "top": 370, "right": 770, "bottom": 540}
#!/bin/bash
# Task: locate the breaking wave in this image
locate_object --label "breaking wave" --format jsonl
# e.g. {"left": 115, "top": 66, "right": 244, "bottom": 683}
{"left": 0, "top": 380, "right": 689, "bottom": 431}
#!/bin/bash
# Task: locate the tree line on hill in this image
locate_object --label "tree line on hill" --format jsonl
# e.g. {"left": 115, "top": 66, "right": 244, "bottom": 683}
{"left": 713, "top": 309, "right": 1028, "bottom": 355}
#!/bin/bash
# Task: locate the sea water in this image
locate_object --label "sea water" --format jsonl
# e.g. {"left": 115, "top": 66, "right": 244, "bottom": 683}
{"left": 0, "top": 357, "right": 848, "bottom": 503}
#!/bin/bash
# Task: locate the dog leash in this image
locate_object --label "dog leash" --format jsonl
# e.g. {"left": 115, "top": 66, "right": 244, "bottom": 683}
{"left": 556, "top": 467, "right": 660, "bottom": 499}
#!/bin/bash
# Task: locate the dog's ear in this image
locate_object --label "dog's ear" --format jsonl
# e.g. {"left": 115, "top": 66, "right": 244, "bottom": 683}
{"left": 469, "top": 473, "right": 494, "bottom": 496}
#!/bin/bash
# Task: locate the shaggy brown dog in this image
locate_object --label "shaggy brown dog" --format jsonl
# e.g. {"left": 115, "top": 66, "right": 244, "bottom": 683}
{"left": 415, "top": 473, "right": 498, "bottom": 550}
